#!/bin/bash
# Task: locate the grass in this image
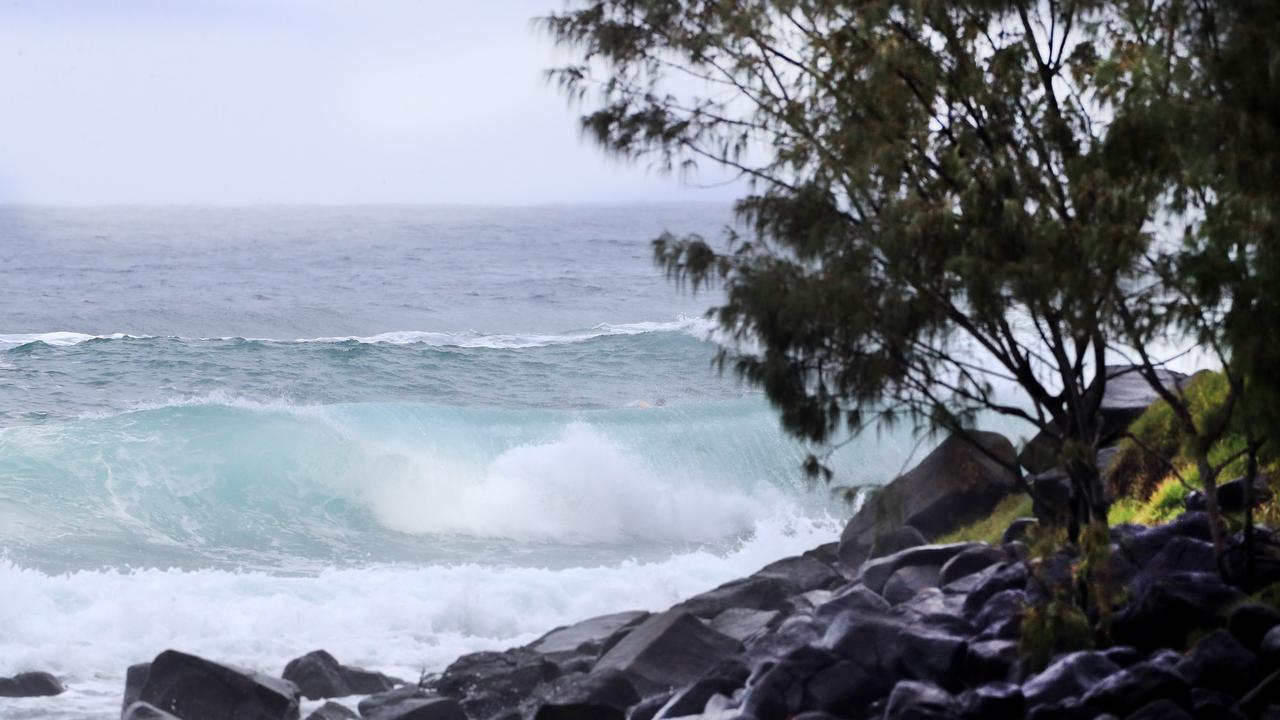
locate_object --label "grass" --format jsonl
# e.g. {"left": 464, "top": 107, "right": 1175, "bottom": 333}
{"left": 936, "top": 493, "right": 1033, "bottom": 544}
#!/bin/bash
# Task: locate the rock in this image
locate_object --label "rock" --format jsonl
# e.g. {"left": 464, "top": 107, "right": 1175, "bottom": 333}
{"left": 1002, "top": 518, "right": 1038, "bottom": 545}
{"left": 594, "top": 610, "right": 742, "bottom": 695}
{"left": 529, "top": 611, "right": 650, "bottom": 666}
{"left": 1116, "top": 512, "right": 1213, "bottom": 567}
{"left": 822, "top": 612, "right": 967, "bottom": 690}
{"left": 1189, "top": 688, "right": 1247, "bottom": 720}
{"left": 1264, "top": 626, "right": 1280, "bottom": 667}
{"left": 282, "top": 650, "right": 397, "bottom": 700}
{"left": 813, "top": 583, "right": 891, "bottom": 623}
{"left": 709, "top": 608, "right": 779, "bottom": 644}
{"left": 1100, "top": 646, "right": 1144, "bottom": 668}
{"left": 899, "top": 588, "right": 968, "bottom": 621}
{"left": 837, "top": 431, "right": 1020, "bottom": 567}
{"left": 1231, "top": 603, "right": 1280, "bottom": 652}
{"left": 961, "top": 563, "right": 1028, "bottom": 618}
{"left": 963, "top": 640, "right": 1020, "bottom": 685}
{"left": 625, "top": 693, "right": 671, "bottom": 720}
{"left": 1123, "top": 698, "right": 1193, "bottom": 720}
{"left": 753, "top": 555, "right": 843, "bottom": 593}
{"left": 859, "top": 543, "right": 982, "bottom": 595}
{"left": 883, "top": 565, "right": 942, "bottom": 605}
{"left": 1095, "top": 365, "right": 1187, "bottom": 441}
{"left": 363, "top": 697, "right": 466, "bottom": 720}
{"left": 957, "top": 682, "right": 1023, "bottom": 719}
{"left": 1029, "top": 469, "right": 1073, "bottom": 526}
{"left": 1180, "top": 629, "right": 1259, "bottom": 696}
{"left": 1240, "top": 669, "right": 1280, "bottom": 719}
{"left": 0, "top": 671, "right": 63, "bottom": 697}
{"left": 1020, "top": 651, "right": 1120, "bottom": 708}
{"left": 1132, "top": 537, "right": 1217, "bottom": 593}
{"left": 432, "top": 648, "right": 560, "bottom": 719}
{"left": 1079, "top": 661, "right": 1189, "bottom": 716}
{"left": 674, "top": 575, "right": 793, "bottom": 619}
{"left": 1019, "top": 430, "right": 1061, "bottom": 475}
{"left": 871, "top": 526, "right": 930, "bottom": 560}
{"left": 305, "top": 701, "right": 359, "bottom": 720}
{"left": 1111, "top": 571, "right": 1245, "bottom": 650}
{"left": 938, "top": 546, "right": 1006, "bottom": 587}
{"left": 137, "top": 650, "right": 300, "bottom": 720}
{"left": 972, "top": 589, "right": 1026, "bottom": 640}
{"left": 653, "top": 660, "right": 747, "bottom": 718}
{"left": 123, "top": 662, "right": 151, "bottom": 713}
{"left": 1025, "top": 698, "right": 1087, "bottom": 720}
{"left": 121, "top": 702, "right": 181, "bottom": 720}
{"left": 740, "top": 645, "right": 868, "bottom": 720}
{"left": 359, "top": 686, "right": 426, "bottom": 717}
{"left": 884, "top": 680, "right": 957, "bottom": 720}
{"left": 1186, "top": 474, "right": 1273, "bottom": 513}
{"left": 533, "top": 668, "right": 640, "bottom": 720}
{"left": 1224, "top": 528, "right": 1280, "bottom": 591}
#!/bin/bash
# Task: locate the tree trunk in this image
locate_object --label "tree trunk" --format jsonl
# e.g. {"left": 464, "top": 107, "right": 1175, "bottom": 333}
{"left": 1196, "top": 455, "right": 1228, "bottom": 575}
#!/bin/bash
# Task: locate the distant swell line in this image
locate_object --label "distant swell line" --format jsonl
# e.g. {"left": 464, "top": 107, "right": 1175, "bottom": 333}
{"left": 0, "top": 317, "right": 718, "bottom": 351}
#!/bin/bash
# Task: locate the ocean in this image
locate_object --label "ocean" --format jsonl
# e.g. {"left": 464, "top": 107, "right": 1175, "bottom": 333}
{"left": 0, "top": 205, "right": 932, "bottom": 718}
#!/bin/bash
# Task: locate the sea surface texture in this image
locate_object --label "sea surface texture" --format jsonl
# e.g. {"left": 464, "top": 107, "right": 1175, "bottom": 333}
{"left": 0, "top": 205, "right": 923, "bottom": 718}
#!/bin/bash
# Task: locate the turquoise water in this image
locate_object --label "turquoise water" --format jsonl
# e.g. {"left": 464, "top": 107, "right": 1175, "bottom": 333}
{"left": 0, "top": 205, "right": 925, "bottom": 717}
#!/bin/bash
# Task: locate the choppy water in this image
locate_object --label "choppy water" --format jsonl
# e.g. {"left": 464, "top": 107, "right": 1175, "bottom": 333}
{"left": 0, "top": 205, "right": 937, "bottom": 718}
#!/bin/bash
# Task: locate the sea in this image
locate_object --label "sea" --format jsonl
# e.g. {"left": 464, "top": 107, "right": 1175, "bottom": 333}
{"left": 0, "top": 204, "right": 949, "bottom": 718}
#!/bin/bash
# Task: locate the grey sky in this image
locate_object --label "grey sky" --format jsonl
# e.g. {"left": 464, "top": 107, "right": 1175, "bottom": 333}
{"left": 0, "top": 0, "right": 743, "bottom": 205}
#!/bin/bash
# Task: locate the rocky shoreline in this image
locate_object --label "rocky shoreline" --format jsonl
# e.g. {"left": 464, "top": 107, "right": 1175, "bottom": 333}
{"left": 5, "top": 370, "right": 1280, "bottom": 720}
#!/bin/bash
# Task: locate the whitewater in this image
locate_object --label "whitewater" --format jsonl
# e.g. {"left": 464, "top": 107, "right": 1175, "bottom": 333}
{"left": 0, "top": 205, "right": 948, "bottom": 718}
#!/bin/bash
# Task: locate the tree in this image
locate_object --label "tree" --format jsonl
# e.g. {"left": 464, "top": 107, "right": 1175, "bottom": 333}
{"left": 541, "top": 0, "right": 1196, "bottom": 541}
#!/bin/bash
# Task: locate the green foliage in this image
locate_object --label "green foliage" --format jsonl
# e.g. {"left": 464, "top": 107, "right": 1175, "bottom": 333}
{"left": 1020, "top": 599, "right": 1095, "bottom": 672}
{"left": 1133, "top": 477, "right": 1192, "bottom": 526}
{"left": 935, "top": 494, "right": 1032, "bottom": 545}
{"left": 1107, "top": 498, "right": 1142, "bottom": 526}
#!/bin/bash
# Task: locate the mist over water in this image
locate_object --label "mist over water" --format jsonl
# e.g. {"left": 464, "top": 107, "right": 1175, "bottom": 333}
{"left": 0, "top": 205, "right": 946, "bottom": 718}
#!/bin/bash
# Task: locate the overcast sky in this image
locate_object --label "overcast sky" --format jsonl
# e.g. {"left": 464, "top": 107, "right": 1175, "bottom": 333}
{"left": 0, "top": 0, "right": 743, "bottom": 205}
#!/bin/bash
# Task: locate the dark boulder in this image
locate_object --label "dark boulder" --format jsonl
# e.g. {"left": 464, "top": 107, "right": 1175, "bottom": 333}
{"left": 122, "top": 702, "right": 181, "bottom": 720}
{"left": 653, "top": 660, "right": 746, "bottom": 718}
{"left": 1025, "top": 698, "right": 1089, "bottom": 720}
{"left": 709, "top": 608, "right": 779, "bottom": 644}
{"left": 884, "top": 680, "right": 957, "bottom": 720}
{"left": 957, "top": 682, "right": 1023, "bottom": 720}
{"left": 1264, "top": 626, "right": 1280, "bottom": 668}
{"left": 740, "top": 645, "right": 869, "bottom": 720}
{"left": 305, "top": 702, "right": 358, "bottom": 720}
{"left": 123, "top": 662, "right": 152, "bottom": 714}
{"left": 963, "top": 640, "right": 1020, "bottom": 685}
{"left": 871, "top": 526, "right": 930, "bottom": 560}
{"left": 961, "top": 563, "right": 1029, "bottom": 618}
{"left": 1240, "top": 669, "right": 1280, "bottom": 719}
{"left": 753, "top": 555, "right": 843, "bottom": 593}
{"left": 624, "top": 692, "right": 671, "bottom": 720}
{"left": 532, "top": 668, "right": 640, "bottom": 720}
{"left": 593, "top": 610, "right": 741, "bottom": 695}
{"left": 528, "top": 611, "right": 650, "bottom": 666}
{"left": 432, "top": 648, "right": 560, "bottom": 720}
{"left": 939, "top": 546, "right": 1007, "bottom": 587}
{"left": 822, "top": 612, "right": 967, "bottom": 691}
{"left": 741, "top": 614, "right": 824, "bottom": 668}
{"left": 859, "top": 543, "right": 982, "bottom": 595}
{"left": 1124, "top": 699, "right": 1193, "bottom": 720}
{"left": 972, "top": 589, "right": 1026, "bottom": 640}
{"left": 1002, "top": 518, "right": 1038, "bottom": 545}
{"left": 1020, "top": 651, "right": 1121, "bottom": 708}
{"left": 1180, "top": 629, "right": 1259, "bottom": 696}
{"left": 813, "top": 583, "right": 891, "bottom": 623}
{"left": 883, "top": 565, "right": 942, "bottom": 605}
{"left": 1131, "top": 537, "right": 1217, "bottom": 593}
{"left": 0, "top": 671, "right": 63, "bottom": 697}
{"left": 282, "top": 650, "right": 397, "bottom": 700}
{"left": 1029, "top": 469, "right": 1074, "bottom": 526}
{"left": 137, "top": 650, "right": 301, "bottom": 720}
{"left": 1225, "top": 529, "right": 1280, "bottom": 591}
{"left": 1111, "top": 571, "right": 1245, "bottom": 650}
{"left": 359, "top": 686, "right": 425, "bottom": 717}
{"left": 1186, "top": 474, "right": 1273, "bottom": 513}
{"left": 1100, "top": 646, "right": 1144, "bottom": 668}
{"left": 363, "top": 697, "right": 466, "bottom": 720}
{"left": 1079, "top": 661, "right": 1190, "bottom": 717}
{"left": 1095, "top": 365, "right": 1187, "bottom": 442}
{"left": 1116, "top": 512, "right": 1213, "bottom": 567}
{"left": 1231, "top": 603, "right": 1280, "bottom": 652}
{"left": 1189, "top": 688, "right": 1247, "bottom": 720}
{"left": 674, "top": 575, "right": 793, "bottom": 619}
{"left": 838, "top": 432, "right": 1020, "bottom": 567}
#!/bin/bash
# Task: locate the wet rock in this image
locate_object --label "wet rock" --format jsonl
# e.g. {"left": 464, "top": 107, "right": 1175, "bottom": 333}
{"left": 741, "top": 613, "right": 823, "bottom": 668}
{"left": 938, "top": 546, "right": 1006, "bottom": 587}
{"left": 957, "top": 682, "right": 1023, "bottom": 719}
{"left": 709, "top": 608, "right": 779, "bottom": 644}
{"left": 1186, "top": 474, "right": 1273, "bottom": 513}
{"left": 1079, "top": 661, "right": 1189, "bottom": 716}
{"left": 528, "top": 611, "right": 650, "bottom": 666}
{"left": 1020, "top": 651, "right": 1120, "bottom": 708}
{"left": 363, "top": 696, "right": 466, "bottom": 720}
{"left": 0, "top": 671, "right": 63, "bottom": 697}
{"left": 1002, "top": 518, "right": 1038, "bottom": 545}
{"left": 963, "top": 640, "right": 1020, "bottom": 685}
{"left": 653, "top": 660, "right": 747, "bottom": 718}
{"left": 359, "top": 686, "right": 425, "bottom": 717}
{"left": 136, "top": 650, "right": 300, "bottom": 720}
{"left": 1111, "top": 571, "right": 1245, "bottom": 650}
{"left": 1029, "top": 469, "right": 1074, "bottom": 526}
{"left": 753, "top": 555, "right": 843, "bottom": 593}
{"left": 859, "top": 543, "right": 982, "bottom": 595}
{"left": 871, "top": 526, "right": 930, "bottom": 560}
{"left": 305, "top": 701, "right": 359, "bottom": 720}
{"left": 837, "top": 431, "right": 1019, "bottom": 567}
{"left": 123, "top": 662, "right": 151, "bottom": 714}
{"left": 283, "top": 650, "right": 398, "bottom": 700}
{"left": 740, "top": 645, "right": 866, "bottom": 720}
{"left": 532, "top": 668, "right": 639, "bottom": 720}
{"left": 674, "top": 576, "right": 793, "bottom": 619}
{"left": 883, "top": 565, "right": 942, "bottom": 605}
{"left": 884, "top": 680, "right": 956, "bottom": 720}
{"left": 1095, "top": 365, "right": 1187, "bottom": 441}
{"left": 822, "top": 612, "right": 966, "bottom": 691}
{"left": 121, "top": 702, "right": 180, "bottom": 720}
{"left": 1189, "top": 687, "right": 1247, "bottom": 720}
{"left": 1239, "top": 669, "right": 1280, "bottom": 719}
{"left": 1100, "top": 646, "right": 1144, "bottom": 668}
{"left": 1180, "top": 629, "right": 1259, "bottom": 696}
{"left": 593, "top": 610, "right": 742, "bottom": 695}
{"left": 899, "top": 588, "right": 967, "bottom": 620}
{"left": 1231, "top": 603, "right": 1280, "bottom": 652}
{"left": 972, "top": 589, "right": 1026, "bottom": 640}
{"left": 1117, "top": 512, "right": 1213, "bottom": 567}
{"left": 1132, "top": 537, "right": 1217, "bottom": 592}
{"left": 432, "top": 648, "right": 560, "bottom": 720}
{"left": 961, "top": 563, "right": 1028, "bottom": 618}
{"left": 1124, "top": 698, "right": 1193, "bottom": 720}
{"left": 1263, "top": 626, "right": 1280, "bottom": 668}
{"left": 625, "top": 692, "right": 671, "bottom": 720}
{"left": 813, "top": 583, "right": 891, "bottom": 623}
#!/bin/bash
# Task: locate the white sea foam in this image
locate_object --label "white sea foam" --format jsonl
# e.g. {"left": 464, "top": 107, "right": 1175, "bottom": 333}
{"left": 0, "top": 332, "right": 145, "bottom": 349}
{"left": 0, "top": 513, "right": 838, "bottom": 720}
